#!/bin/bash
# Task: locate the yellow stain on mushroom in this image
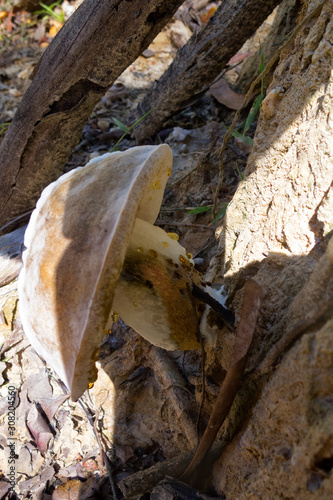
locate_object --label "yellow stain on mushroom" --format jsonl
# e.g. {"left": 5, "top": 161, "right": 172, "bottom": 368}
{"left": 167, "top": 232, "right": 179, "bottom": 241}
{"left": 136, "top": 247, "right": 143, "bottom": 253}
{"left": 111, "top": 312, "right": 119, "bottom": 322}
{"left": 88, "top": 383, "right": 94, "bottom": 389}
{"left": 167, "top": 168, "right": 172, "bottom": 176}
{"left": 150, "top": 180, "right": 161, "bottom": 190}
{"left": 186, "top": 252, "right": 193, "bottom": 260}
{"left": 179, "top": 254, "right": 193, "bottom": 269}
{"left": 149, "top": 249, "right": 158, "bottom": 259}
{"left": 162, "top": 241, "right": 169, "bottom": 248}
{"left": 179, "top": 255, "right": 187, "bottom": 265}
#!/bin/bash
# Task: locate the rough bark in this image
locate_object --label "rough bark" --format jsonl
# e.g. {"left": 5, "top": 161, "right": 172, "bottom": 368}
{"left": 131, "top": 0, "right": 282, "bottom": 143}
{"left": 207, "top": 0, "right": 333, "bottom": 497}
{"left": 0, "top": 0, "right": 184, "bottom": 235}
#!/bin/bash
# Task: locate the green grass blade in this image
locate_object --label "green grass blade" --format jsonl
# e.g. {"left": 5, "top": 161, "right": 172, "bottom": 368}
{"left": 127, "top": 109, "right": 153, "bottom": 131}
{"left": 111, "top": 117, "right": 130, "bottom": 133}
{"left": 211, "top": 203, "right": 229, "bottom": 224}
{"left": 110, "top": 110, "right": 153, "bottom": 153}
{"left": 221, "top": 123, "right": 254, "bottom": 145}
{"left": 187, "top": 206, "right": 211, "bottom": 215}
{"left": 243, "top": 93, "right": 264, "bottom": 135}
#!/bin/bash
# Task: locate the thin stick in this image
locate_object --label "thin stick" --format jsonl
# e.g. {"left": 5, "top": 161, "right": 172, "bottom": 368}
{"left": 79, "top": 402, "right": 118, "bottom": 499}
{"left": 186, "top": 283, "right": 206, "bottom": 440}
{"left": 156, "top": 221, "right": 215, "bottom": 231}
{"left": 212, "top": 0, "right": 329, "bottom": 216}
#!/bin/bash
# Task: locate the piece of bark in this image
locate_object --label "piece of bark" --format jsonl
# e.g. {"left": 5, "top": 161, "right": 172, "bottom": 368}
{"left": 117, "top": 442, "right": 225, "bottom": 498}
{"left": 0, "top": 225, "right": 26, "bottom": 286}
{"left": 0, "top": 0, "right": 184, "bottom": 235}
{"left": 131, "top": 0, "right": 282, "bottom": 142}
{"left": 117, "top": 451, "right": 193, "bottom": 498}
{"left": 151, "top": 477, "right": 221, "bottom": 499}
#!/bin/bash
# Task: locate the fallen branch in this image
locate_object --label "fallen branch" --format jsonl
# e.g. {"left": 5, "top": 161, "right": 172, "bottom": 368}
{"left": 0, "top": 0, "right": 185, "bottom": 235}
{"left": 131, "top": 0, "right": 282, "bottom": 142}
{"left": 181, "top": 279, "right": 262, "bottom": 480}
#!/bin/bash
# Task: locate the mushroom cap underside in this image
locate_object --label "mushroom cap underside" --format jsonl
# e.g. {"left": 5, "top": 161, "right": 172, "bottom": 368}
{"left": 18, "top": 145, "right": 173, "bottom": 400}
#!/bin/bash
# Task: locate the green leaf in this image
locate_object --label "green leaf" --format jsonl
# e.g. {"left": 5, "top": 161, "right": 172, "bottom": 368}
{"left": 36, "top": 1, "right": 64, "bottom": 23}
{"left": 221, "top": 123, "right": 254, "bottom": 145}
{"left": 211, "top": 204, "right": 229, "bottom": 224}
{"left": 236, "top": 164, "right": 244, "bottom": 180}
{"left": 110, "top": 109, "right": 153, "bottom": 153}
{"left": 187, "top": 206, "right": 211, "bottom": 215}
{"left": 111, "top": 117, "right": 130, "bottom": 134}
{"left": 243, "top": 93, "right": 264, "bottom": 135}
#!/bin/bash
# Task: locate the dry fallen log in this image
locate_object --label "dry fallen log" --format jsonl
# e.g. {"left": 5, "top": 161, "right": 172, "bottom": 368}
{"left": 0, "top": 0, "right": 184, "bottom": 235}
{"left": 131, "top": 0, "right": 282, "bottom": 142}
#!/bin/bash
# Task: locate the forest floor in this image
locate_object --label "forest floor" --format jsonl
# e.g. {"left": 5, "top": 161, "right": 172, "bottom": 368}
{"left": 0, "top": 1, "right": 272, "bottom": 498}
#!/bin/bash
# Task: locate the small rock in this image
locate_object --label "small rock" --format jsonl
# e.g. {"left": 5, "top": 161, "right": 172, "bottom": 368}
{"left": 142, "top": 49, "right": 154, "bottom": 58}
{"left": 97, "top": 119, "right": 110, "bottom": 132}
{"left": 170, "top": 20, "right": 192, "bottom": 49}
{"left": 82, "top": 458, "right": 98, "bottom": 472}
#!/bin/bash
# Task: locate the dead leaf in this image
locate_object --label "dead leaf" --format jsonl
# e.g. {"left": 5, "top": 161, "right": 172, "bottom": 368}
{"left": 26, "top": 404, "right": 54, "bottom": 454}
{"left": 82, "top": 458, "right": 98, "bottom": 471}
{"left": 26, "top": 371, "right": 53, "bottom": 401}
{"left": 52, "top": 477, "right": 99, "bottom": 500}
{"left": 0, "top": 481, "right": 11, "bottom": 498}
{"left": 181, "top": 279, "right": 262, "bottom": 479}
{"left": 39, "top": 395, "right": 69, "bottom": 422}
{"left": 227, "top": 52, "right": 252, "bottom": 65}
{"left": 49, "top": 23, "right": 62, "bottom": 38}
{"left": 200, "top": 6, "right": 218, "bottom": 24}
{"left": 210, "top": 78, "right": 246, "bottom": 110}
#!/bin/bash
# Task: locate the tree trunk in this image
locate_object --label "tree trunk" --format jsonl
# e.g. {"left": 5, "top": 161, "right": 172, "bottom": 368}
{"left": 209, "top": 0, "right": 333, "bottom": 497}
{"left": 130, "top": 0, "right": 282, "bottom": 143}
{"left": 0, "top": 0, "right": 184, "bottom": 235}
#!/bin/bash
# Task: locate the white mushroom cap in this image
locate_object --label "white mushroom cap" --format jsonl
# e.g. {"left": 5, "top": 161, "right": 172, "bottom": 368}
{"left": 18, "top": 145, "right": 176, "bottom": 401}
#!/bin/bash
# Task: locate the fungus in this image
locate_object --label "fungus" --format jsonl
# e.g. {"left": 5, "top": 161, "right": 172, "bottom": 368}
{"left": 18, "top": 145, "right": 233, "bottom": 401}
